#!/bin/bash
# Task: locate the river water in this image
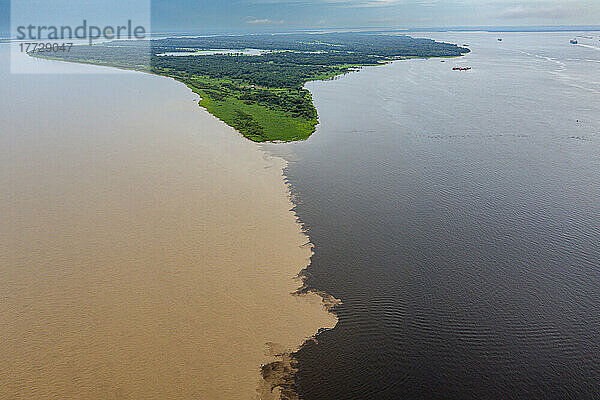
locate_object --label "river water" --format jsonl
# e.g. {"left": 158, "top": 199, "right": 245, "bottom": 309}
{"left": 265, "top": 31, "right": 600, "bottom": 399}
{"left": 4, "top": 30, "right": 600, "bottom": 399}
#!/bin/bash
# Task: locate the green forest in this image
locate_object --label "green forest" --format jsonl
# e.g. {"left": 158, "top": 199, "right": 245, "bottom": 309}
{"left": 34, "top": 33, "right": 469, "bottom": 142}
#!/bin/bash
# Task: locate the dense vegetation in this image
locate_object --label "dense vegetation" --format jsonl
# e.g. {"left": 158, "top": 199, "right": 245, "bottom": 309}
{"left": 152, "top": 33, "right": 468, "bottom": 58}
{"left": 35, "top": 33, "right": 469, "bottom": 142}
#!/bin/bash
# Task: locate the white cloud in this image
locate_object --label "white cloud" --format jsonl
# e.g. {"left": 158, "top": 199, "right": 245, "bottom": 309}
{"left": 246, "top": 18, "right": 286, "bottom": 24}
{"left": 241, "top": 0, "right": 600, "bottom": 25}
{"left": 496, "top": 4, "right": 581, "bottom": 19}
{"left": 246, "top": 0, "right": 439, "bottom": 6}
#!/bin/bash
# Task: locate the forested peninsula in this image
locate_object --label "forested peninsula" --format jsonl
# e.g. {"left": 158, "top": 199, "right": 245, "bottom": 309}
{"left": 34, "top": 33, "right": 469, "bottom": 142}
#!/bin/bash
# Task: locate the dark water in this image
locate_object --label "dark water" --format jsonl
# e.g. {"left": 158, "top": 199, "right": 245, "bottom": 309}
{"left": 266, "top": 32, "right": 600, "bottom": 399}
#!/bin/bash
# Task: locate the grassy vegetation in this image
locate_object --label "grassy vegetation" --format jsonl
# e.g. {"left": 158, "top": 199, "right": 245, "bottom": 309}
{"left": 173, "top": 70, "right": 345, "bottom": 141}
{"left": 193, "top": 82, "right": 318, "bottom": 141}
{"left": 32, "top": 33, "right": 469, "bottom": 142}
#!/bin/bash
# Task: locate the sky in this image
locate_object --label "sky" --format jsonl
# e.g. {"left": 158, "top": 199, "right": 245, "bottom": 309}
{"left": 1, "top": 0, "right": 600, "bottom": 35}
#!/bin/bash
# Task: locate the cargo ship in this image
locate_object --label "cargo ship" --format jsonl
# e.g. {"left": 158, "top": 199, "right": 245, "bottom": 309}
{"left": 452, "top": 66, "right": 471, "bottom": 71}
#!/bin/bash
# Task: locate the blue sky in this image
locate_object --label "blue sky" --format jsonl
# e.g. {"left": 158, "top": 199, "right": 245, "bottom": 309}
{"left": 2, "top": 0, "right": 600, "bottom": 34}
{"left": 151, "top": 0, "right": 600, "bottom": 32}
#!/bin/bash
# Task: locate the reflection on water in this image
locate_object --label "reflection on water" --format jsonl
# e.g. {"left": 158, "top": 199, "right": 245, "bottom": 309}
{"left": 266, "top": 31, "right": 600, "bottom": 399}
{"left": 157, "top": 48, "right": 269, "bottom": 56}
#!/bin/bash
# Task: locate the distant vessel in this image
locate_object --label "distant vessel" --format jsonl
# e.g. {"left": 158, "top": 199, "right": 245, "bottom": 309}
{"left": 452, "top": 66, "right": 471, "bottom": 71}
{"left": 570, "top": 39, "right": 578, "bottom": 44}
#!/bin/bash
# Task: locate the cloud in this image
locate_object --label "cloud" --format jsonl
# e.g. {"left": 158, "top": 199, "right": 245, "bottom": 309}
{"left": 246, "top": 18, "right": 285, "bottom": 24}
{"left": 496, "top": 5, "right": 580, "bottom": 19}
{"left": 245, "top": 0, "right": 438, "bottom": 7}
{"left": 350, "top": 0, "right": 401, "bottom": 7}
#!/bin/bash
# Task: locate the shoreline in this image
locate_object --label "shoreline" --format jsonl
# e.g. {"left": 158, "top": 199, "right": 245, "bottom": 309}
{"left": 29, "top": 52, "right": 357, "bottom": 142}
{"left": 29, "top": 33, "right": 469, "bottom": 142}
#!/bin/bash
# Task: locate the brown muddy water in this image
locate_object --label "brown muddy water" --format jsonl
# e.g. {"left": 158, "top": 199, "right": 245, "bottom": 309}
{"left": 0, "top": 46, "right": 336, "bottom": 399}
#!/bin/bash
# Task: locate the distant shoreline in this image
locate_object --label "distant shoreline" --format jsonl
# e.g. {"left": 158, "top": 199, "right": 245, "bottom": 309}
{"left": 30, "top": 33, "right": 469, "bottom": 142}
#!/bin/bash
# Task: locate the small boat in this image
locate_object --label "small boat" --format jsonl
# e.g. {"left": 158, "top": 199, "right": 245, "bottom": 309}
{"left": 570, "top": 39, "right": 578, "bottom": 44}
{"left": 498, "top": 38, "right": 503, "bottom": 41}
{"left": 452, "top": 66, "right": 471, "bottom": 71}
